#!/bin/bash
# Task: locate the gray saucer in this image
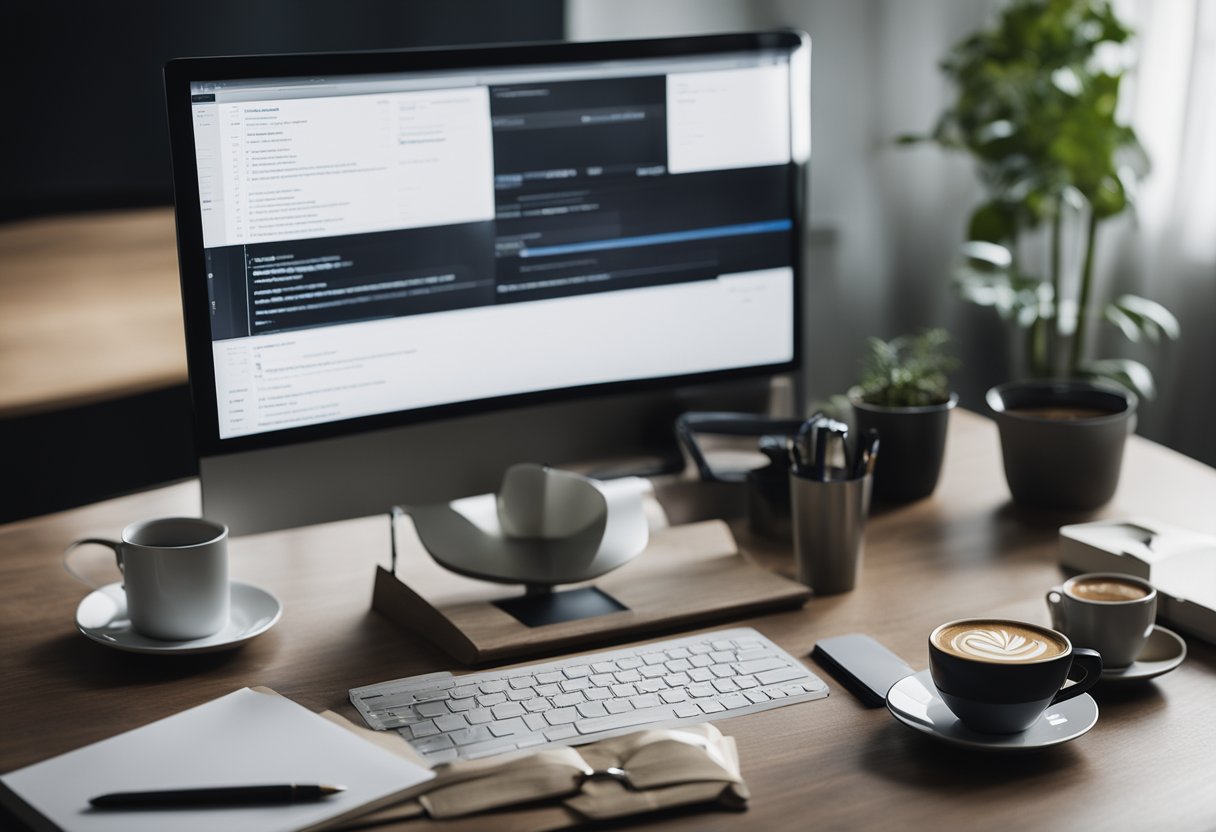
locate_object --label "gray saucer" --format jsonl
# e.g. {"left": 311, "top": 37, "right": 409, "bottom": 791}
{"left": 76, "top": 581, "right": 282, "bottom": 654}
{"left": 1100, "top": 625, "right": 1187, "bottom": 683}
{"left": 886, "top": 670, "right": 1098, "bottom": 751}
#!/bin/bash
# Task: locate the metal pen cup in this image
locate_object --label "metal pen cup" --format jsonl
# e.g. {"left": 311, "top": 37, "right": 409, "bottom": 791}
{"left": 789, "top": 469, "right": 873, "bottom": 594}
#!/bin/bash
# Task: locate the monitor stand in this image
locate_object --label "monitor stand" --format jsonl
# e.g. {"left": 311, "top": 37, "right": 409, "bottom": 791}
{"left": 493, "top": 586, "right": 628, "bottom": 628}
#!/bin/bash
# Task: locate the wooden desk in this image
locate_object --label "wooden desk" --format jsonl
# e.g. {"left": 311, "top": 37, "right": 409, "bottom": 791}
{"left": 0, "top": 208, "right": 185, "bottom": 418}
{"left": 2, "top": 410, "right": 1215, "bottom": 830}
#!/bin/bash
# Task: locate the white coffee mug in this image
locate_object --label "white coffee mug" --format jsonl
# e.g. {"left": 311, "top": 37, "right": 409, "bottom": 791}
{"left": 65, "top": 517, "right": 229, "bottom": 641}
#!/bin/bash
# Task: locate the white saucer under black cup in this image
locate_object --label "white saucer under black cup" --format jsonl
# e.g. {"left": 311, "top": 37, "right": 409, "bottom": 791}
{"left": 1099, "top": 625, "right": 1186, "bottom": 683}
{"left": 886, "top": 670, "right": 1099, "bottom": 751}
{"left": 76, "top": 581, "right": 282, "bottom": 654}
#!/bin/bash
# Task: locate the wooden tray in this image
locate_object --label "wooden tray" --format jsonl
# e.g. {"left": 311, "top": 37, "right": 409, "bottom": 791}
{"left": 372, "top": 518, "right": 809, "bottom": 665}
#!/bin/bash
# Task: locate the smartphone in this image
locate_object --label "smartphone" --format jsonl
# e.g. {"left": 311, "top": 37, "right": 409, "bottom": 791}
{"left": 811, "top": 634, "right": 917, "bottom": 707}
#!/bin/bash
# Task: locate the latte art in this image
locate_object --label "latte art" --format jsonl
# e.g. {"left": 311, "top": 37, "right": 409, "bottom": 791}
{"left": 950, "top": 628, "right": 1050, "bottom": 662}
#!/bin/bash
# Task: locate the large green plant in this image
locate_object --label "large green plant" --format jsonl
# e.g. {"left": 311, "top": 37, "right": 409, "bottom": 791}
{"left": 903, "top": 0, "right": 1178, "bottom": 398}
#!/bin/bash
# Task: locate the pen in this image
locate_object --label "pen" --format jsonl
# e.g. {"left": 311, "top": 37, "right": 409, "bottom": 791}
{"left": 89, "top": 784, "right": 347, "bottom": 808}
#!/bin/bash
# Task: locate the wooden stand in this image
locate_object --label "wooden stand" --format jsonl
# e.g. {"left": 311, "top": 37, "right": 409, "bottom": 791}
{"left": 372, "top": 518, "right": 809, "bottom": 665}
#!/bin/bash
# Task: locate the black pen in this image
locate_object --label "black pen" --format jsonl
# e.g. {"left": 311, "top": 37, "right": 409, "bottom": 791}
{"left": 89, "top": 784, "right": 346, "bottom": 808}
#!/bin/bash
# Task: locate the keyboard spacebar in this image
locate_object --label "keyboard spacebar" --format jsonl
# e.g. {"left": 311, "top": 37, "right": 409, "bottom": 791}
{"left": 576, "top": 705, "right": 678, "bottom": 735}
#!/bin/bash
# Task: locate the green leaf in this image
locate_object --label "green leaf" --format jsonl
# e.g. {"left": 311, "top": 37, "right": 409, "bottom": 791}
{"left": 1103, "top": 304, "right": 1142, "bottom": 343}
{"left": 1082, "top": 358, "right": 1156, "bottom": 400}
{"left": 1114, "top": 294, "right": 1181, "bottom": 340}
{"left": 958, "top": 240, "right": 1014, "bottom": 269}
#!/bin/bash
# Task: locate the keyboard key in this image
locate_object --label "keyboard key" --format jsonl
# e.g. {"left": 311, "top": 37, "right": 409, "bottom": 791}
{"left": 449, "top": 698, "right": 477, "bottom": 712}
{"left": 466, "top": 708, "right": 494, "bottom": 725}
{"left": 477, "top": 692, "right": 507, "bottom": 707}
{"left": 712, "top": 678, "right": 739, "bottom": 693}
{"left": 735, "top": 648, "right": 771, "bottom": 662}
{"left": 737, "top": 657, "right": 786, "bottom": 675}
{"left": 563, "top": 665, "right": 591, "bottom": 679}
{"left": 449, "top": 725, "right": 492, "bottom": 745}
{"left": 507, "top": 687, "right": 533, "bottom": 701}
{"left": 689, "top": 654, "right": 713, "bottom": 668}
{"left": 491, "top": 702, "right": 526, "bottom": 719}
{"left": 552, "top": 692, "right": 585, "bottom": 708}
{"left": 665, "top": 672, "right": 691, "bottom": 687}
{"left": 545, "top": 707, "right": 579, "bottom": 725}
{"left": 434, "top": 714, "right": 467, "bottom": 732}
{"left": 576, "top": 704, "right": 677, "bottom": 735}
{"left": 640, "top": 665, "right": 667, "bottom": 679}
{"left": 735, "top": 675, "right": 758, "bottom": 689}
{"left": 585, "top": 688, "right": 611, "bottom": 701}
{"left": 416, "top": 702, "right": 448, "bottom": 718}
{"left": 711, "top": 640, "right": 733, "bottom": 650}
{"left": 489, "top": 717, "right": 528, "bottom": 737}
{"left": 710, "top": 650, "right": 734, "bottom": 663}
{"left": 698, "top": 699, "right": 725, "bottom": 714}
{"left": 411, "top": 687, "right": 452, "bottom": 704}
{"left": 523, "top": 698, "right": 550, "bottom": 712}
{"left": 689, "top": 643, "right": 712, "bottom": 655}
{"left": 591, "top": 661, "right": 616, "bottom": 673}
{"left": 451, "top": 685, "right": 479, "bottom": 699}
{"left": 637, "top": 679, "right": 664, "bottom": 693}
{"left": 668, "top": 648, "right": 691, "bottom": 659}
{"left": 544, "top": 724, "right": 578, "bottom": 742}
{"left": 764, "top": 686, "right": 788, "bottom": 699}
{"left": 630, "top": 693, "right": 661, "bottom": 709}
{"left": 744, "top": 689, "right": 771, "bottom": 704}
{"left": 660, "top": 688, "right": 688, "bottom": 704}
{"left": 523, "top": 713, "right": 548, "bottom": 731}
{"left": 642, "top": 652, "right": 666, "bottom": 666}
{"left": 689, "top": 668, "right": 713, "bottom": 682}
{"left": 688, "top": 683, "right": 715, "bottom": 698}
{"left": 479, "top": 680, "right": 508, "bottom": 694}
{"left": 509, "top": 675, "right": 536, "bottom": 689}
{"left": 576, "top": 701, "right": 608, "bottom": 718}
{"left": 409, "top": 720, "right": 438, "bottom": 738}
{"left": 665, "top": 658, "right": 692, "bottom": 672}
{"left": 535, "top": 683, "right": 560, "bottom": 697}
{"left": 718, "top": 693, "right": 750, "bottom": 710}
{"left": 412, "top": 734, "right": 455, "bottom": 753}
{"left": 590, "top": 673, "right": 615, "bottom": 687}
{"left": 604, "top": 699, "right": 632, "bottom": 714}
{"left": 757, "top": 666, "right": 807, "bottom": 686}
{"left": 711, "top": 665, "right": 734, "bottom": 678}
{"left": 614, "top": 669, "right": 641, "bottom": 684}
{"left": 617, "top": 657, "right": 642, "bottom": 669}
{"left": 611, "top": 683, "right": 638, "bottom": 698}
{"left": 560, "top": 677, "right": 590, "bottom": 692}
{"left": 674, "top": 703, "right": 702, "bottom": 718}
{"left": 536, "top": 671, "right": 563, "bottom": 685}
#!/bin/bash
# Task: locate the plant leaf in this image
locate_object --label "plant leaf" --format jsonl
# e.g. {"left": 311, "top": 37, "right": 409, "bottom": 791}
{"left": 1103, "top": 304, "right": 1142, "bottom": 343}
{"left": 1082, "top": 358, "right": 1155, "bottom": 400}
{"left": 1114, "top": 294, "right": 1181, "bottom": 340}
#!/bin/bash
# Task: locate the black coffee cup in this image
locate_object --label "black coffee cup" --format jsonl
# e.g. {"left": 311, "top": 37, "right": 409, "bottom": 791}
{"left": 929, "top": 619, "right": 1103, "bottom": 734}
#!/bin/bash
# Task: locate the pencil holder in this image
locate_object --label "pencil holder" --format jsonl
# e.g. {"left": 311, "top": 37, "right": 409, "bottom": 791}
{"left": 789, "top": 470, "right": 873, "bottom": 594}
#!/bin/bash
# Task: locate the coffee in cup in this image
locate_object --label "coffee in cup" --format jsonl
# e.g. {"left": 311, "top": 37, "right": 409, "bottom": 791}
{"left": 1047, "top": 572, "right": 1157, "bottom": 668}
{"left": 929, "top": 618, "right": 1102, "bottom": 734}
{"left": 65, "top": 517, "right": 230, "bottom": 641}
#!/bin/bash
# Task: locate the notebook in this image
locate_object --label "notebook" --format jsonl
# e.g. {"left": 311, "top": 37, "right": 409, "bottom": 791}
{"left": 0, "top": 687, "right": 433, "bottom": 832}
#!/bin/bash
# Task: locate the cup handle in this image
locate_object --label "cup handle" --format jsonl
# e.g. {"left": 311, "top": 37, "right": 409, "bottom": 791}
{"left": 1046, "top": 588, "right": 1066, "bottom": 631}
{"left": 63, "top": 538, "right": 124, "bottom": 590}
{"left": 1050, "top": 648, "right": 1103, "bottom": 705}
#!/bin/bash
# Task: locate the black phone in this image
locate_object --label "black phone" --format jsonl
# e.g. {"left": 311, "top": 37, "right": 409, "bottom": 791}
{"left": 811, "top": 634, "right": 917, "bottom": 708}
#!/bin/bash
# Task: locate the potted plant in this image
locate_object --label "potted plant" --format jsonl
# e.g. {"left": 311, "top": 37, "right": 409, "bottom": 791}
{"left": 903, "top": 0, "right": 1179, "bottom": 510}
{"left": 848, "top": 328, "right": 959, "bottom": 503}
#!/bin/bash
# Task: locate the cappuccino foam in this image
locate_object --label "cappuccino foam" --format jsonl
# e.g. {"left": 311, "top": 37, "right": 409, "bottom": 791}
{"left": 1068, "top": 578, "right": 1149, "bottom": 603}
{"left": 934, "top": 621, "right": 1067, "bottom": 664}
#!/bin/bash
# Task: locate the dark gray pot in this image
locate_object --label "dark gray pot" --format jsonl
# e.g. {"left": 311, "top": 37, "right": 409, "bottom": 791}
{"left": 986, "top": 379, "right": 1137, "bottom": 511}
{"left": 849, "top": 389, "right": 958, "bottom": 503}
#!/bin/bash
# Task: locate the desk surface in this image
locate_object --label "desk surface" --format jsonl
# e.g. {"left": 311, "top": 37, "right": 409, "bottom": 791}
{"left": 0, "top": 208, "right": 185, "bottom": 417}
{"left": 2, "top": 410, "right": 1215, "bottom": 831}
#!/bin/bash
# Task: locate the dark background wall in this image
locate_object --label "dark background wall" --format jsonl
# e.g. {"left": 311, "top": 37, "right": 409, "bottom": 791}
{"left": 0, "top": 0, "right": 565, "bottom": 221}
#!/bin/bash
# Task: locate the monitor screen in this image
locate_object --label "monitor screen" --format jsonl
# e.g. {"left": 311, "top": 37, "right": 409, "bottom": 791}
{"left": 169, "top": 33, "right": 808, "bottom": 456}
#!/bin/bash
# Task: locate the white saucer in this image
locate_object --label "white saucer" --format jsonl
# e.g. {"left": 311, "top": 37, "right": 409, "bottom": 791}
{"left": 886, "top": 670, "right": 1098, "bottom": 751}
{"left": 1100, "top": 625, "right": 1187, "bottom": 683}
{"left": 76, "top": 581, "right": 282, "bottom": 654}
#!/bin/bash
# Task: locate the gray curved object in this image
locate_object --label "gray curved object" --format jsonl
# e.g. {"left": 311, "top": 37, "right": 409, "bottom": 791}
{"left": 408, "top": 467, "right": 651, "bottom": 587}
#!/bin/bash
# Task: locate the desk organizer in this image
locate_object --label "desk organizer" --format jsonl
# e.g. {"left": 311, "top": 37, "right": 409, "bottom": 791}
{"left": 372, "top": 518, "right": 810, "bottom": 665}
{"left": 1060, "top": 518, "right": 1216, "bottom": 644}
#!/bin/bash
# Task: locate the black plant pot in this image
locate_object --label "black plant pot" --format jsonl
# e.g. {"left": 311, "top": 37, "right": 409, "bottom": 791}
{"left": 849, "top": 389, "right": 958, "bottom": 503}
{"left": 986, "top": 379, "right": 1137, "bottom": 511}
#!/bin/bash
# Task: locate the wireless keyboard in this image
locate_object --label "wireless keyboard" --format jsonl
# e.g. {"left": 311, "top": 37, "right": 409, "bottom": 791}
{"left": 350, "top": 627, "right": 828, "bottom": 764}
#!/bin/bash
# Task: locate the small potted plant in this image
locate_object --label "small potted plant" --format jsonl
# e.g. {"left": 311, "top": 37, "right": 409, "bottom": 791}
{"left": 848, "top": 329, "right": 959, "bottom": 503}
{"left": 903, "top": 0, "right": 1179, "bottom": 510}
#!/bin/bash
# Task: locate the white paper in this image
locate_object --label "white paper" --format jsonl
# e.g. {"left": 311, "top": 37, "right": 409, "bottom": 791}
{"left": 0, "top": 688, "right": 433, "bottom": 832}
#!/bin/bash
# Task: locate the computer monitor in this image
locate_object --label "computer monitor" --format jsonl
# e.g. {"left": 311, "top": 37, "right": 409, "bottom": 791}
{"left": 165, "top": 31, "right": 810, "bottom": 535}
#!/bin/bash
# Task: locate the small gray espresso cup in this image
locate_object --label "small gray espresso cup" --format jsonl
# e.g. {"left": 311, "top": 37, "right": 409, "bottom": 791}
{"left": 1047, "top": 572, "right": 1157, "bottom": 668}
{"left": 65, "top": 518, "right": 229, "bottom": 641}
{"left": 929, "top": 619, "right": 1103, "bottom": 734}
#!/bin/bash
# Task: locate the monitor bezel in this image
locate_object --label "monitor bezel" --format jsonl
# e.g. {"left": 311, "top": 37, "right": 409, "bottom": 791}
{"left": 165, "top": 31, "right": 809, "bottom": 458}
